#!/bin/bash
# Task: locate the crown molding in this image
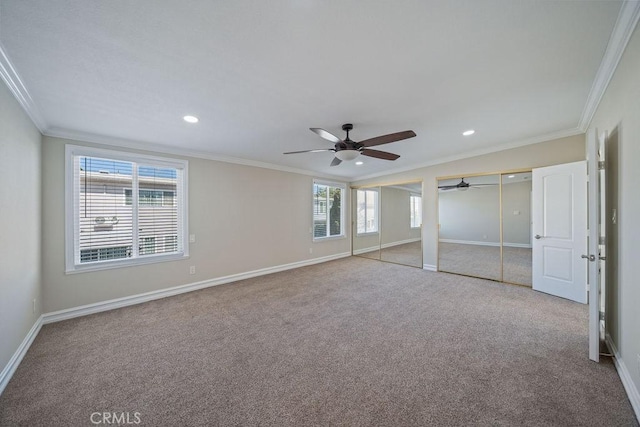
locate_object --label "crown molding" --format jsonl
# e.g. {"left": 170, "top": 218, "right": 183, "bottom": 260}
{"left": 43, "top": 127, "right": 348, "bottom": 183}
{"left": 0, "top": 42, "right": 47, "bottom": 132}
{"left": 351, "top": 127, "right": 583, "bottom": 182}
{"left": 578, "top": 0, "right": 640, "bottom": 131}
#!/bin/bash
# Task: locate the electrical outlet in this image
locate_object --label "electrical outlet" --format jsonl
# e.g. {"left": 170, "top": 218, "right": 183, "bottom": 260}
{"left": 309, "top": 248, "right": 313, "bottom": 254}
{"left": 189, "top": 234, "right": 196, "bottom": 243}
{"left": 189, "top": 266, "right": 196, "bottom": 275}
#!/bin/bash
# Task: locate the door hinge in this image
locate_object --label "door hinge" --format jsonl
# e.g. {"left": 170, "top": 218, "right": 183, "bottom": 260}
{"left": 599, "top": 311, "right": 605, "bottom": 321}
{"left": 598, "top": 161, "right": 605, "bottom": 170}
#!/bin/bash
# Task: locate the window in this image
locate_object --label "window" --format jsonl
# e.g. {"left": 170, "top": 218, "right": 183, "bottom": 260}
{"left": 356, "top": 189, "right": 379, "bottom": 234}
{"left": 124, "top": 189, "right": 175, "bottom": 206}
{"left": 313, "top": 180, "right": 345, "bottom": 239}
{"left": 410, "top": 195, "right": 422, "bottom": 228}
{"left": 66, "top": 145, "right": 188, "bottom": 272}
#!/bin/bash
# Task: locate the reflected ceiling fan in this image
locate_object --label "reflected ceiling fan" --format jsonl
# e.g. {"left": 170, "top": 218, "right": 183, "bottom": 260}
{"left": 438, "top": 178, "right": 498, "bottom": 191}
{"left": 284, "top": 123, "right": 416, "bottom": 166}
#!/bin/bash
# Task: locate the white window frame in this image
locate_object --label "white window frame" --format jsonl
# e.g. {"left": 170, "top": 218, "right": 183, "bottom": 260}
{"left": 65, "top": 144, "right": 189, "bottom": 273}
{"left": 312, "top": 179, "right": 346, "bottom": 241}
{"left": 356, "top": 188, "right": 379, "bottom": 236}
{"left": 410, "top": 194, "right": 422, "bottom": 229}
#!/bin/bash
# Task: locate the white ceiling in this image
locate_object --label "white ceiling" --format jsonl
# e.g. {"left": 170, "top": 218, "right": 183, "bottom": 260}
{"left": 0, "top": 1, "right": 627, "bottom": 180}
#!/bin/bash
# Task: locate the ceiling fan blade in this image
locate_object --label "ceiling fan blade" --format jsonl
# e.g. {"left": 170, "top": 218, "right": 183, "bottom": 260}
{"left": 359, "top": 130, "right": 416, "bottom": 147}
{"left": 283, "top": 149, "right": 335, "bottom": 154}
{"left": 330, "top": 157, "right": 342, "bottom": 167}
{"left": 310, "top": 128, "right": 343, "bottom": 143}
{"left": 361, "top": 148, "right": 400, "bottom": 161}
{"left": 438, "top": 185, "right": 458, "bottom": 190}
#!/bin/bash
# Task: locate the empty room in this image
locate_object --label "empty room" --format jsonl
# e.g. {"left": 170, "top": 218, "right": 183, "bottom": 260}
{"left": 1, "top": 1, "right": 639, "bottom": 425}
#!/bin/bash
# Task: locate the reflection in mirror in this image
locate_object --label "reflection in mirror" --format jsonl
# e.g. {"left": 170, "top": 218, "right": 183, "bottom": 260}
{"left": 438, "top": 175, "right": 501, "bottom": 280}
{"left": 352, "top": 187, "right": 380, "bottom": 260}
{"left": 379, "top": 184, "right": 423, "bottom": 268}
{"left": 501, "top": 172, "right": 532, "bottom": 286}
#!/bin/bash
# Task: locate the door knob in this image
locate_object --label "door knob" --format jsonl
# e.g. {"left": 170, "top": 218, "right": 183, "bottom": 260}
{"left": 534, "top": 234, "right": 543, "bottom": 239}
{"left": 581, "top": 254, "right": 596, "bottom": 261}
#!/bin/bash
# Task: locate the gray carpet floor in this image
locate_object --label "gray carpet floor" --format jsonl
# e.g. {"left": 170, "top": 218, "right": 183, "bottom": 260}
{"left": 0, "top": 257, "right": 636, "bottom": 426}
{"left": 439, "top": 242, "right": 533, "bottom": 286}
{"left": 380, "top": 241, "right": 422, "bottom": 268}
{"left": 357, "top": 241, "right": 423, "bottom": 268}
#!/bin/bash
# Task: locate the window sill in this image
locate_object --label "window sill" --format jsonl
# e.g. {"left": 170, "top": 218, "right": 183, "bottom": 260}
{"left": 356, "top": 232, "right": 379, "bottom": 237}
{"left": 66, "top": 252, "right": 189, "bottom": 274}
{"left": 313, "top": 235, "right": 347, "bottom": 243}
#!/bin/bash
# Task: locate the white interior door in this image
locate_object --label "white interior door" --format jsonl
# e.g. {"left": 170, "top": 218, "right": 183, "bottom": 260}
{"left": 587, "top": 128, "right": 607, "bottom": 362}
{"left": 532, "top": 161, "right": 587, "bottom": 303}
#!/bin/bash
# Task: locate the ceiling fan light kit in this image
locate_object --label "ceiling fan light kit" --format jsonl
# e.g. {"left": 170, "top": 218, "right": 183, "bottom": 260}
{"left": 284, "top": 123, "right": 416, "bottom": 166}
{"left": 335, "top": 150, "right": 360, "bottom": 161}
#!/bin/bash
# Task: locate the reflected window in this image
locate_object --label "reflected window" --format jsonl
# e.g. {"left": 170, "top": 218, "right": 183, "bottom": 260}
{"left": 410, "top": 195, "right": 422, "bottom": 228}
{"left": 356, "top": 189, "right": 379, "bottom": 234}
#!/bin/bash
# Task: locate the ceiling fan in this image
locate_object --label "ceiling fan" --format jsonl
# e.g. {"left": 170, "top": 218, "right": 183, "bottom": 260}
{"left": 438, "top": 178, "right": 498, "bottom": 191}
{"left": 284, "top": 123, "right": 416, "bottom": 166}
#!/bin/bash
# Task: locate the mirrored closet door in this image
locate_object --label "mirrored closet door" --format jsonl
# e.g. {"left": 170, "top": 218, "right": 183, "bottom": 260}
{"left": 352, "top": 182, "right": 423, "bottom": 268}
{"left": 437, "top": 174, "right": 501, "bottom": 281}
{"left": 437, "top": 172, "right": 532, "bottom": 285}
{"left": 501, "top": 172, "right": 532, "bottom": 286}
{"left": 352, "top": 187, "right": 381, "bottom": 260}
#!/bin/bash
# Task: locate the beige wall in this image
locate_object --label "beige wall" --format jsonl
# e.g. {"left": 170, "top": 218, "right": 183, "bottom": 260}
{"left": 41, "top": 136, "right": 350, "bottom": 312}
{"left": 438, "top": 184, "right": 501, "bottom": 244}
{"left": 590, "top": 24, "right": 640, "bottom": 403}
{"left": 352, "top": 133, "right": 585, "bottom": 268}
{"left": 502, "top": 180, "right": 532, "bottom": 246}
{"left": 380, "top": 186, "right": 421, "bottom": 246}
{"left": 0, "top": 82, "right": 42, "bottom": 371}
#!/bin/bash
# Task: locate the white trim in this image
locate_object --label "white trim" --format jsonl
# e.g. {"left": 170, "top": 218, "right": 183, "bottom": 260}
{"left": 353, "top": 127, "right": 583, "bottom": 182}
{"left": 439, "top": 239, "right": 500, "bottom": 247}
{"left": 579, "top": 2, "right": 640, "bottom": 131}
{"left": 423, "top": 264, "right": 437, "bottom": 272}
{"left": 438, "top": 238, "right": 531, "bottom": 248}
{"left": 0, "top": 43, "right": 47, "bottom": 132}
{"left": 353, "top": 238, "right": 421, "bottom": 255}
{"left": 353, "top": 245, "right": 380, "bottom": 256}
{"left": 503, "top": 242, "right": 532, "bottom": 248}
{"left": 64, "top": 144, "right": 190, "bottom": 273}
{"left": 606, "top": 334, "right": 640, "bottom": 421}
{"left": 0, "top": 316, "right": 43, "bottom": 396}
{"left": 43, "top": 252, "right": 351, "bottom": 324}
{"left": 46, "top": 128, "right": 346, "bottom": 182}
{"left": 382, "top": 238, "right": 421, "bottom": 249}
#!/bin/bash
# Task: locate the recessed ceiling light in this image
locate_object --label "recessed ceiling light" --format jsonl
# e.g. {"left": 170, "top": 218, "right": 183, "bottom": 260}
{"left": 183, "top": 115, "right": 199, "bottom": 124}
{"left": 508, "top": 175, "right": 515, "bottom": 178}
{"left": 355, "top": 161, "right": 363, "bottom": 166}
{"left": 462, "top": 129, "right": 475, "bottom": 136}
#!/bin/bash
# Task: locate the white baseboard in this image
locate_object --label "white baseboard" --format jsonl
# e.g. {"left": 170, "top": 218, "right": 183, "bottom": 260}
{"left": 353, "top": 238, "right": 421, "bottom": 255}
{"left": 43, "top": 252, "right": 352, "bottom": 324}
{"left": 438, "top": 239, "right": 531, "bottom": 248}
{"left": 423, "top": 264, "right": 437, "bottom": 271}
{"left": 439, "top": 239, "right": 500, "bottom": 247}
{"left": 0, "top": 316, "right": 43, "bottom": 396}
{"left": 353, "top": 245, "right": 379, "bottom": 255}
{"left": 606, "top": 333, "right": 640, "bottom": 421}
{"left": 382, "top": 238, "right": 420, "bottom": 249}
